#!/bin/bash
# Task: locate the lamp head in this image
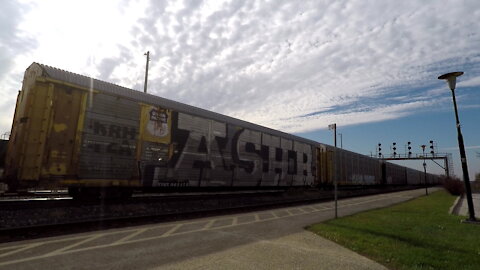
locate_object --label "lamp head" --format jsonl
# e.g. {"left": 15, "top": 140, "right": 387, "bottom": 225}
{"left": 438, "top": 71, "right": 464, "bottom": 90}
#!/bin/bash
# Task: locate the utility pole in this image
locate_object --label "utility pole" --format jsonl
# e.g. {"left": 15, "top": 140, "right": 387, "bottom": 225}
{"left": 144, "top": 51, "right": 150, "bottom": 93}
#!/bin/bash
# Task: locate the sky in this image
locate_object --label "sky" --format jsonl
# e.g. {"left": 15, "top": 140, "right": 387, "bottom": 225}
{"left": 1, "top": 0, "right": 479, "bottom": 180}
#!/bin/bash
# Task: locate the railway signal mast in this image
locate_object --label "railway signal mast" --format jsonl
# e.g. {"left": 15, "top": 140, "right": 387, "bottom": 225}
{"left": 375, "top": 140, "right": 452, "bottom": 178}
{"left": 421, "top": 145, "right": 428, "bottom": 195}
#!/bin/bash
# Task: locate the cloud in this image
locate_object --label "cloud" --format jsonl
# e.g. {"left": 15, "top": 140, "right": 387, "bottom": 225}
{"left": 0, "top": 1, "right": 37, "bottom": 75}
{"left": 459, "top": 75, "right": 480, "bottom": 88}
{"left": 107, "top": 0, "right": 480, "bottom": 134}
{"left": 0, "top": 0, "right": 38, "bottom": 133}
{"left": 264, "top": 97, "right": 452, "bottom": 133}
{"left": 1, "top": 0, "right": 480, "bottom": 136}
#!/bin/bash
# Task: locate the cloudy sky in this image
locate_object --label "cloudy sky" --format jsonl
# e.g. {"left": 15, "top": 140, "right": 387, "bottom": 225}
{"left": 1, "top": 0, "right": 480, "bottom": 178}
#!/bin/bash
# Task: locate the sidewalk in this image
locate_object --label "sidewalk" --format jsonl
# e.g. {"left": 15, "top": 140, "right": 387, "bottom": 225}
{"left": 452, "top": 193, "right": 480, "bottom": 217}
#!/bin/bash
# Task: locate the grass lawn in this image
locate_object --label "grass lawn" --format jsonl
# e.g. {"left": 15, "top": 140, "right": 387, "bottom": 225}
{"left": 307, "top": 190, "right": 480, "bottom": 270}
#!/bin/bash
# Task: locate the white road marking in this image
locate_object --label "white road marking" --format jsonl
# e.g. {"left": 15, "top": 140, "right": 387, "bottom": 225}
{"left": 112, "top": 228, "right": 148, "bottom": 245}
{"left": 45, "top": 234, "right": 104, "bottom": 256}
{"left": 0, "top": 245, "right": 28, "bottom": 252}
{"left": 285, "top": 209, "right": 295, "bottom": 215}
{"left": 202, "top": 219, "right": 216, "bottom": 230}
{"left": 0, "top": 189, "right": 436, "bottom": 267}
{"left": 162, "top": 224, "right": 183, "bottom": 237}
{"left": 0, "top": 243, "right": 43, "bottom": 258}
{"left": 297, "top": 208, "right": 308, "bottom": 213}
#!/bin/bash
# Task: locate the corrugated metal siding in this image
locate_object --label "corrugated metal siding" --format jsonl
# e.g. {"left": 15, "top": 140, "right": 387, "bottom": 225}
{"left": 139, "top": 141, "right": 170, "bottom": 187}
{"left": 78, "top": 93, "right": 140, "bottom": 179}
{"left": 28, "top": 62, "right": 435, "bottom": 188}
{"left": 264, "top": 133, "right": 281, "bottom": 186}
{"left": 209, "top": 119, "right": 232, "bottom": 186}
{"left": 175, "top": 112, "right": 210, "bottom": 185}
{"left": 406, "top": 167, "right": 421, "bottom": 185}
{"left": 385, "top": 162, "right": 406, "bottom": 185}
{"left": 34, "top": 63, "right": 320, "bottom": 148}
{"left": 236, "top": 128, "right": 262, "bottom": 186}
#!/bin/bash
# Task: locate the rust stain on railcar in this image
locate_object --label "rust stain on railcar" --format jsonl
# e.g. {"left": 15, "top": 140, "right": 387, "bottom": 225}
{"left": 41, "top": 85, "right": 84, "bottom": 177}
{"left": 6, "top": 79, "right": 55, "bottom": 181}
{"left": 317, "top": 146, "right": 334, "bottom": 186}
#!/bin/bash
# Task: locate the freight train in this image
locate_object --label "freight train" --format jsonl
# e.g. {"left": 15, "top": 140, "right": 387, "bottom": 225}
{"left": 1, "top": 63, "right": 441, "bottom": 198}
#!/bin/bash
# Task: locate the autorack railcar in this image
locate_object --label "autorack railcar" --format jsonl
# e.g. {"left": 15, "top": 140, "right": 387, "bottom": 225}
{"left": 2, "top": 63, "right": 441, "bottom": 198}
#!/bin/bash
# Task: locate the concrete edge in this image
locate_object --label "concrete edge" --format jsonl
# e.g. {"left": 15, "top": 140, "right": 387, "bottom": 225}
{"left": 449, "top": 194, "right": 463, "bottom": 215}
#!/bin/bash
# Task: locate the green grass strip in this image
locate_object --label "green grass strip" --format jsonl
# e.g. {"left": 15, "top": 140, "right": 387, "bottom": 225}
{"left": 307, "top": 190, "right": 480, "bottom": 270}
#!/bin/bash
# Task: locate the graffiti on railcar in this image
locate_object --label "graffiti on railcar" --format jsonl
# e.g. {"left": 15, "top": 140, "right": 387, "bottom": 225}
{"left": 350, "top": 174, "right": 376, "bottom": 185}
{"left": 79, "top": 118, "right": 138, "bottom": 179}
{"left": 165, "top": 112, "right": 315, "bottom": 186}
{"left": 84, "top": 120, "right": 137, "bottom": 156}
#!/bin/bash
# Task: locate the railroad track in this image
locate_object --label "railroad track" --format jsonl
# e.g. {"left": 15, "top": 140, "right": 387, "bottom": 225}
{"left": 0, "top": 186, "right": 420, "bottom": 242}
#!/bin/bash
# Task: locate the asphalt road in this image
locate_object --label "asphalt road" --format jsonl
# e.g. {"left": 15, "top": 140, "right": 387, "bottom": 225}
{"left": 0, "top": 188, "right": 438, "bottom": 270}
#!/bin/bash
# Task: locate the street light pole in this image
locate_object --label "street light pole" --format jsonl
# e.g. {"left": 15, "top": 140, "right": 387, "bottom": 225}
{"left": 438, "top": 71, "right": 476, "bottom": 221}
{"left": 328, "top": 123, "right": 338, "bottom": 219}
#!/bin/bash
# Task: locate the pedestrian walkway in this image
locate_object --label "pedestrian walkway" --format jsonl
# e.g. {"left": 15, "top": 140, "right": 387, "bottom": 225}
{"left": 455, "top": 193, "right": 480, "bottom": 217}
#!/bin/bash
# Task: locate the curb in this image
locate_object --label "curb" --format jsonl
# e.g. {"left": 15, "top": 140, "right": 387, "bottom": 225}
{"left": 449, "top": 195, "right": 463, "bottom": 215}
